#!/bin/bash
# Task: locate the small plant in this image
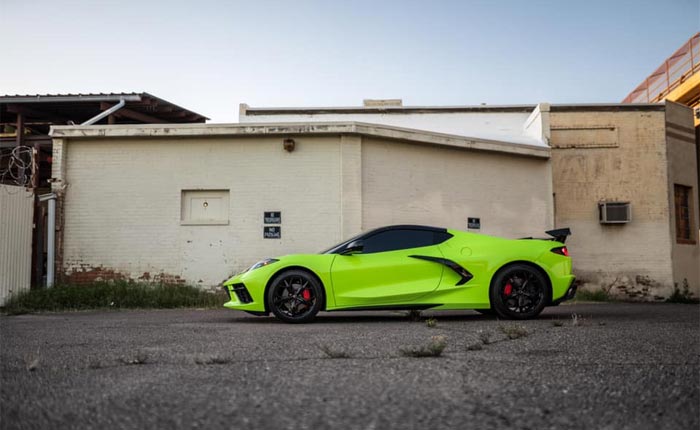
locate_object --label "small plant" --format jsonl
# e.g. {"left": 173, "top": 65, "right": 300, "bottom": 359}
{"left": 195, "top": 355, "right": 232, "bottom": 365}
{"left": 667, "top": 280, "right": 699, "bottom": 304}
{"left": 499, "top": 324, "right": 528, "bottom": 340}
{"left": 319, "top": 345, "right": 352, "bottom": 359}
{"left": 478, "top": 331, "right": 491, "bottom": 345}
{"left": 466, "top": 343, "right": 483, "bottom": 351}
{"left": 123, "top": 352, "right": 149, "bottom": 365}
{"left": 571, "top": 313, "right": 582, "bottom": 326}
{"left": 552, "top": 320, "right": 564, "bottom": 327}
{"left": 425, "top": 317, "right": 438, "bottom": 328}
{"left": 400, "top": 335, "right": 447, "bottom": 358}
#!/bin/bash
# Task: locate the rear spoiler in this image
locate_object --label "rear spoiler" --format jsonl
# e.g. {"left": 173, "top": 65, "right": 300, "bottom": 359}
{"left": 545, "top": 228, "right": 571, "bottom": 244}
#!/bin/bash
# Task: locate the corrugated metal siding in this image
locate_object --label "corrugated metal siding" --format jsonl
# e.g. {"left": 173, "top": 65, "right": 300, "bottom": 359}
{"left": 0, "top": 184, "right": 34, "bottom": 305}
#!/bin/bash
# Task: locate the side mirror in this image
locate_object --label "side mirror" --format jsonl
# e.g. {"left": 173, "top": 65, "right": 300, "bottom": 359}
{"left": 341, "top": 239, "right": 364, "bottom": 255}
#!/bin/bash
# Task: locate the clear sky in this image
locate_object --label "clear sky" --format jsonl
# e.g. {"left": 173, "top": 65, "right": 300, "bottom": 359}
{"left": 1, "top": 0, "right": 698, "bottom": 122}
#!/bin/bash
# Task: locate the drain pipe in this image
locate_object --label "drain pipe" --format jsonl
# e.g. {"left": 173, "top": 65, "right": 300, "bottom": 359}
{"left": 81, "top": 97, "right": 126, "bottom": 126}
{"left": 38, "top": 193, "right": 57, "bottom": 287}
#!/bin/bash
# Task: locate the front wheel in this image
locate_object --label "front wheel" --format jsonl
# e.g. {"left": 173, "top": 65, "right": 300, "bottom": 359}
{"left": 267, "top": 270, "right": 324, "bottom": 323}
{"left": 489, "top": 264, "right": 550, "bottom": 320}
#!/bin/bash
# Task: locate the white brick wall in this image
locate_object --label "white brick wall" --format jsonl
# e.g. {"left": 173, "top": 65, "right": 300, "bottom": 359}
{"left": 61, "top": 136, "right": 343, "bottom": 285}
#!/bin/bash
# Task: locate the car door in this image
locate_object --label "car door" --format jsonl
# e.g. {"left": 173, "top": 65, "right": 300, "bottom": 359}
{"left": 330, "top": 229, "right": 446, "bottom": 307}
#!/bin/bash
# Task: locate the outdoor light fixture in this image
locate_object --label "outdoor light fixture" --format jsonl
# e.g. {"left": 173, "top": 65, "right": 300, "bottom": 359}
{"left": 283, "top": 138, "right": 295, "bottom": 152}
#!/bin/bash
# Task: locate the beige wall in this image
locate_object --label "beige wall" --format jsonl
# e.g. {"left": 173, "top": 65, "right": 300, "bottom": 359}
{"left": 361, "top": 138, "right": 553, "bottom": 237}
{"left": 55, "top": 133, "right": 552, "bottom": 287}
{"left": 551, "top": 108, "right": 687, "bottom": 299}
{"left": 665, "top": 102, "right": 700, "bottom": 295}
{"left": 59, "top": 136, "right": 344, "bottom": 286}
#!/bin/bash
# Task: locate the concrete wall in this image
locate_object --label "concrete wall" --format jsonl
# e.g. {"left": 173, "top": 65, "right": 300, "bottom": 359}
{"left": 665, "top": 101, "right": 700, "bottom": 295}
{"left": 0, "top": 184, "right": 34, "bottom": 304}
{"left": 550, "top": 108, "right": 677, "bottom": 299}
{"left": 361, "top": 138, "right": 552, "bottom": 237}
{"left": 58, "top": 136, "right": 344, "bottom": 286}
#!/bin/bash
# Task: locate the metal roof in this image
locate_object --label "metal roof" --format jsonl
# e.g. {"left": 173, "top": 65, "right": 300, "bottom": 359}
{"left": 0, "top": 92, "right": 208, "bottom": 127}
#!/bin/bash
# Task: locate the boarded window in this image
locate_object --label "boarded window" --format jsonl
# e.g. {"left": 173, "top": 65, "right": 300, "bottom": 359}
{"left": 674, "top": 184, "right": 695, "bottom": 244}
{"left": 181, "top": 190, "right": 230, "bottom": 225}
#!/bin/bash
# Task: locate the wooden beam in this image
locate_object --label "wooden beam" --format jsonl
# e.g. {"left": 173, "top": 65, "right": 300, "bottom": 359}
{"left": 6, "top": 104, "right": 72, "bottom": 123}
{"left": 16, "top": 112, "right": 24, "bottom": 146}
{"left": 100, "top": 102, "right": 166, "bottom": 123}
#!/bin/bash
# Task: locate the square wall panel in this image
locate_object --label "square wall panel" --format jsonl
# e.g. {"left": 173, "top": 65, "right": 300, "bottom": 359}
{"left": 181, "top": 190, "right": 230, "bottom": 225}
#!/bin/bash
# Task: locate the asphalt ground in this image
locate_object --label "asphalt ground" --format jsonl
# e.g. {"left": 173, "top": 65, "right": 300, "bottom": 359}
{"left": 1, "top": 303, "right": 698, "bottom": 430}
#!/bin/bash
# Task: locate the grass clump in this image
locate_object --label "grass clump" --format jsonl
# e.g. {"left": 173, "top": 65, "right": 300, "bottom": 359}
{"left": 319, "top": 345, "right": 352, "bottom": 359}
{"left": 425, "top": 317, "right": 438, "bottom": 328}
{"left": 574, "top": 288, "right": 611, "bottom": 302}
{"left": 667, "top": 280, "right": 699, "bottom": 304}
{"left": 195, "top": 355, "right": 232, "bottom": 365}
{"left": 123, "top": 352, "right": 150, "bottom": 365}
{"left": 400, "top": 335, "right": 447, "bottom": 358}
{"left": 1, "top": 281, "right": 226, "bottom": 314}
{"left": 499, "top": 324, "right": 529, "bottom": 340}
{"left": 478, "top": 331, "right": 491, "bottom": 345}
{"left": 551, "top": 320, "right": 564, "bottom": 327}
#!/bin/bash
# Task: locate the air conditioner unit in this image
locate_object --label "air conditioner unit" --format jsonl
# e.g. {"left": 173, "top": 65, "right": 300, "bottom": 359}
{"left": 599, "top": 202, "right": 631, "bottom": 224}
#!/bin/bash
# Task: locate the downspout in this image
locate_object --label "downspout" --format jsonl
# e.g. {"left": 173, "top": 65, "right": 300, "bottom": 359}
{"left": 38, "top": 193, "right": 57, "bottom": 287}
{"left": 81, "top": 97, "right": 126, "bottom": 126}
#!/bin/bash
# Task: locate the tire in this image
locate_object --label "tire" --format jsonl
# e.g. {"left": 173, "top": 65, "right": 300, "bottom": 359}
{"left": 489, "top": 263, "right": 550, "bottom": 320}
{"left": 266, "top": 270, "right": 324, "bottom": 323}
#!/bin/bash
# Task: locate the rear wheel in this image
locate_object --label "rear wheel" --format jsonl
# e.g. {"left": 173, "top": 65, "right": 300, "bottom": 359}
{"left": 267, "top": 270, "right": 324, "bottom": 323}
{"left": 490, "top": 264, "right": 550, "bottom": 320}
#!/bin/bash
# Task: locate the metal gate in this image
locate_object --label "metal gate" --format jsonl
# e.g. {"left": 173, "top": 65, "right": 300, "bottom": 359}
{"left": 0, "top": 184, "right": 34, "bottom": 305}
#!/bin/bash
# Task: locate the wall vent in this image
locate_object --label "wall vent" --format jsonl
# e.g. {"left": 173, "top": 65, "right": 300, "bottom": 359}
{"left": 598, "top": 202, "right": 631, "bottom": 224}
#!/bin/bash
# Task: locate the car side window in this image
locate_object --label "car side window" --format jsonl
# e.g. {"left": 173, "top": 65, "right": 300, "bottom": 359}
{"left": 361, "top": 229, "right": 438, "bottom": 254}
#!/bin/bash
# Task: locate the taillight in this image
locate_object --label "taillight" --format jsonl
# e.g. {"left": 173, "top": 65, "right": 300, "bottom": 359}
{"left": 552, "top": 246, "right": 569, "bottom": 257}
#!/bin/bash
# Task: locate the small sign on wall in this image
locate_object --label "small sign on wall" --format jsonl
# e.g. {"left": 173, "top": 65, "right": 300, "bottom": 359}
{"left": 264, "top": 211, "right": 281, "bottom": 224}
{"left": 467, "top": 217, "right": 481, "bottom": 229}
{"left": 264, "top": 226, "right": 281, "bottom": 239}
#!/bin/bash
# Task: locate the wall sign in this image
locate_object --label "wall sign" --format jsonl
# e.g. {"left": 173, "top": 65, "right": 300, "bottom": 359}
{"left": 264, "top": 226, "right": 281, "bottom": 239}
{"left": 467, "top": 217, "right": 481, "bottom": 229}
{"left": 264, "top": 211, "right": 281, "bottom": 224}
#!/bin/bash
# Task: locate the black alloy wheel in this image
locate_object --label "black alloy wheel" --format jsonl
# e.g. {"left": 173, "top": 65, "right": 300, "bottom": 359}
{"left": 490, "top": 264, "right": 550, "bottom": 320}
{"left": 267, "top": 270, "right": 324, "bottom": 323}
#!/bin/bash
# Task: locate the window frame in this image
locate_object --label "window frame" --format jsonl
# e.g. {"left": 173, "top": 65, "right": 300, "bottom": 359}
{"left": 674, "top": 184, "right": 696, "bottom": 245}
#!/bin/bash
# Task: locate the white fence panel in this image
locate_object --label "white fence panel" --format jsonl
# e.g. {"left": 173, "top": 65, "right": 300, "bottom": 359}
{"left": 0, "top": 184, "right": 34, "bottom": 305}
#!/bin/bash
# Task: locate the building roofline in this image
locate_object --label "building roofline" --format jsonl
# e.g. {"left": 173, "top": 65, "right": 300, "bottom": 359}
{"left": 240, "top": 102, "right": 666, "bottom": 116}
{"left": 50, "top": 121, "right": 550, "bottom": 159}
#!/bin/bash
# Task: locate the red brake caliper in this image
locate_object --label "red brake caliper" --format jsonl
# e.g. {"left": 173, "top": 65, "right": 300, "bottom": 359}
{"left": 302, "top": 289, "right": 312, "bottom": 301}
{"left": 504, "top": 283, "right": 513, "bottom": 296}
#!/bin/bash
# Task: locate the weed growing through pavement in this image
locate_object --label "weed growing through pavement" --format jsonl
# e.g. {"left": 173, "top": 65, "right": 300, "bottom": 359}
{"left": 425, "top": 318, "right": 438, "bottom": 328}
{"left": 571, "top": 313, "right": 582, "bottom": 326}
{"left": 123, "top": 352, "right": 150, "bottom": 365}
{"left": 195, "top": 355, "right": 233, "bottom": 365}
{"left": 319, "top": 345, "right": 352, "bottom": 359}
{"left": 478, "top": 331, "right": 491, "bottom": 345}
{"left": 400, "top": 335, "right": 447, "bottom": 358}
{"left": 499, "top": 324, "right": 529, "bottom": 340}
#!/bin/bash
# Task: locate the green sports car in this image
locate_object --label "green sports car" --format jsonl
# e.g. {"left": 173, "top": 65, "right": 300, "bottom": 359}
{"left": 223, "top": 225, "right": 576, "bottom": 323}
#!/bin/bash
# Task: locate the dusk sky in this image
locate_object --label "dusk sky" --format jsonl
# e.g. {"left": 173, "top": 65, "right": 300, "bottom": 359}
{"left": 1, "top": 0, "right": 698, "bottom": 122}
